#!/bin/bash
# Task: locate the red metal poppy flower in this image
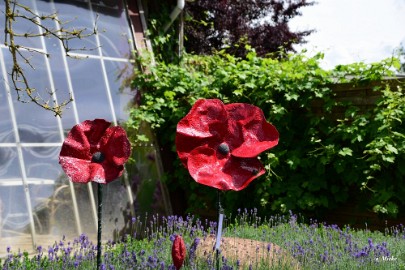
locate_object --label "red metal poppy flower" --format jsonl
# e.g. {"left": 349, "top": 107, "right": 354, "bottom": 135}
{"left": 59, "top": 119, "right": 131, "bottom": 184}
{"left": 176, "top": 99, "right": 279, "bottom": 191}
{"left": 172, "top": 235, "right": 186, "bottom": 270}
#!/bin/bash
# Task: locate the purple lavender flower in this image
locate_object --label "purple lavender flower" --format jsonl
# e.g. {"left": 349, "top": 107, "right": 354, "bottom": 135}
{"left": 267, "top": 243, "right": 271, "bottom": 252}
{"left": 188, "top": 237, "right": 200, "bottom": 267}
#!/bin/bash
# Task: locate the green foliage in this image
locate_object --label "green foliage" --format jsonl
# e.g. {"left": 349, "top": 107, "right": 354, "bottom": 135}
{"left": 126, "top": 50, "right": 404, "bottom": 218}
{"left": 331, "top": 84, "right": 405, "bottom": 216}
{"left": 143, "top": 3, "right": 182, "bottom": 64}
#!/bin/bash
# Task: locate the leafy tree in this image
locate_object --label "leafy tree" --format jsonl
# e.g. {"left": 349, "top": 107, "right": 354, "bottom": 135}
{"left": 184, "top": 0, "right": 315, "bottom": 57}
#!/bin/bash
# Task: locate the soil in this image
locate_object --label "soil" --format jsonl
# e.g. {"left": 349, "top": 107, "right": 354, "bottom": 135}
{"left": 196, "top": 235, "right": 300, "bottom": 269}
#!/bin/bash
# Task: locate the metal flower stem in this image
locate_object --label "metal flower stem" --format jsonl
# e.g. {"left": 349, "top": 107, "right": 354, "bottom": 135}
{"left": 97, "top": 183, "right": 103, "bottom": 270}
{"left": 215, "top": 190, "right": 224, "bottom": 270}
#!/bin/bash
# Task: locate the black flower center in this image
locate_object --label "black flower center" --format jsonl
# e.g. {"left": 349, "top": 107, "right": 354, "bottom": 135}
{"left": 92, "top": 152, "right": 105, "bottom": 163}
{"left": 217, "top": 143, "right": 230, "bottom": 155}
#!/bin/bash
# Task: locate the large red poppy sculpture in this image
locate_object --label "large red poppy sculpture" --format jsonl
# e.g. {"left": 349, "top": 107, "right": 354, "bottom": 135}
{"left": 176, "top": 99, "right": 279, "bottom": 191}
{"left": 59, "top": 118, "right": 131, "bottom": 184}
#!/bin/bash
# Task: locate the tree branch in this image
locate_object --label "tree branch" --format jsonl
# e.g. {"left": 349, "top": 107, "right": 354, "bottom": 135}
{"left": 4, "top": 0, "right": 97, "bottom": 116}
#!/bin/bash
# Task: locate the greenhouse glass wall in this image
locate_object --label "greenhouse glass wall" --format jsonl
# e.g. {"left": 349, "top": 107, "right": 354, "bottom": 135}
{"left": 0, "top": 0, "right": 168, "bottom": 255}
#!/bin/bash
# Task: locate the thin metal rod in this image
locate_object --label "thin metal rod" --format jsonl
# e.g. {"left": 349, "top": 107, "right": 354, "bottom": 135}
{"left": 97, "top": 183, "right": 103, "bottom": 270}
{"left": 215, "top": 190, "right": 224, "bottom": 270}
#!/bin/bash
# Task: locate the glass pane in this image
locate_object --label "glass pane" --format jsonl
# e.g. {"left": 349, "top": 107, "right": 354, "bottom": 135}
{"left": 35, "top": 0, "right": 65, "bottom": 56}
{"left": 0, "top": 150, "right": 28, "bottom": 241}
{"left": 96, "top": 180, "right": 130, "bottom": 241}
{"left": 0, "top": 1, "right": 4, "bottom": 36}
{"left": 2, "top": 52, "right": 61, "bottom": 143}
{"left": 104, "top": 60, "right": 134, "bottom": 123}
{"left": 93, "top": 5, "right": 132, "bottom": 58}
{"left": 0, "top": 53, "right": 15, "bottom": 143}
{"left": 6, "top": 0, "right": 43, "bottom": 50}
{"left": 0, "top": 183, "right": 30, "bottom": 234}
{"left": 74, "top": 184, "right": 97, "bottom": 235}
{"left": 0, "top": 147, "right": 20, "bottom": 178}
{"left": 22, "top": 147, "right": 75, "bottom": 236}
{"left": 51, "top": 179, "right": 85, "bottom": 237}
{"left": 68, "top": 58, "right": 113, "bottom": 121}
{"left": 23, "top": 147, "right": 60, "bottom": 180}
{"left": 55, "top": 2, "right": 98, "bottom": 56}
{"left": 44, "top": 52, "right": 78, "bottom": 133}
{"left": 128, "top": 145, "right": 169, "bottom": 215}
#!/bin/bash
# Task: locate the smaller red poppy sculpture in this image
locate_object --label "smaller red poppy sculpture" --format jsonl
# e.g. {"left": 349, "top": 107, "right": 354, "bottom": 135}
{"left": 59, "top": 119, "right": 131, "bottom": 270}
{"left": 176, "top": 99, "right": 279, "bottom": 191}
{"left": 59, "top": 118, "right": 131, "bottom": 184}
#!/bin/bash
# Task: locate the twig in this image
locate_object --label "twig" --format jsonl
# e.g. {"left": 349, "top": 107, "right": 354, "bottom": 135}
{"left": 3, "top": 0, "right": 97, "bottom": 116}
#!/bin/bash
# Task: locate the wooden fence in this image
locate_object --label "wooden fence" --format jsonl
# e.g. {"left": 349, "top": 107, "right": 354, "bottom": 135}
{"left": 312, "top": 76, "right": 405, "bottom": 119}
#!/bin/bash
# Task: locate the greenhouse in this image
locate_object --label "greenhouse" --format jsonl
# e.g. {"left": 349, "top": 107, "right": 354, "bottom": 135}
{"left": 0, "top": 0, "right": 170, "bottom": 255}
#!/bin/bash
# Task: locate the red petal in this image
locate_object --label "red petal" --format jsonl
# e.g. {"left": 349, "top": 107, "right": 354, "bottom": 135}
{"left": 59, "top": 157, "right": 93, "bottom": 183}
{"left": 225, "top": 103, "right": 279, "bottom": 158}
{"left": 176, "top": 99, "right": 228, "bottom": 167}
{"left": 59, "top": 119, "right": 111, "bottom": 161}
{"left": 59, "top": 157, "right": 124, "bottom": 184}
{"left": 101, "top": 164, "right": 125, "bottom": 183}
{"left": 99, "top": 126, "right": 131, "bottom": 166}
{"left": 59, "top": 129, "right": 91, "bottom": 162}
{"left": 177, "top": 99, "right": 227, "bottom": 139}
{"left": 172, "top": 235, "right": 186, "bottom": 269}
{"left": 222, "top": 157, "right": 265, "bottom": 190}
{"left": 187, "top": 146, "right": 265, "bottom": 191}
{"left": 79, "top": 119, "right": 112, "bottom": 153}
{"left": 175, "top": 133, "right": 211, "bottom": 168}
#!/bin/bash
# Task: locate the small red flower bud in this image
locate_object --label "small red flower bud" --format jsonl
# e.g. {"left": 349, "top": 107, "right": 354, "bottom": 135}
{"left": 172, "top": 235, "right": 186, "bottom": 270}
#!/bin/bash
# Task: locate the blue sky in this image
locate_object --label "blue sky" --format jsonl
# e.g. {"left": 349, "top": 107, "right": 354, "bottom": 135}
{"left": 290, "top": 0, "right": 405, "bottom": 69}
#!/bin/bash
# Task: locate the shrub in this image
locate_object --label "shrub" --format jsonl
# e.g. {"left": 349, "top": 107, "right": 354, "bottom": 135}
{"left": 126, "top": 50, "right": 404, "bottom": 218}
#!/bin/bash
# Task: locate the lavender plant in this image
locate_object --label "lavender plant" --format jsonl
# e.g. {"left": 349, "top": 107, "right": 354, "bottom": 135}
{"left": 1, "top": 211, "right": 405, "bottom": 269}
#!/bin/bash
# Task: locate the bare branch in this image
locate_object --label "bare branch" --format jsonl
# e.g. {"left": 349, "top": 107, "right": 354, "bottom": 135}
{"left": 3, "top": 0, "right": 98, "bottom": 116}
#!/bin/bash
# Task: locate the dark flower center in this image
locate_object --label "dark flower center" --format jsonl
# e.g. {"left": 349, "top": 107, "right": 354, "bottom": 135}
{"left": 218, "top": 143, "right": 230, "bottom": 155}
{"left": 92, "top": 152, "right": 105, "bottom": 163}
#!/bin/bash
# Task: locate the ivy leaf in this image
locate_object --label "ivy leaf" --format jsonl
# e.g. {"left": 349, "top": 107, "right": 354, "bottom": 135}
{"left": 164, "top": 90, "right": 176, "bottom": 100}
{"left": 285, "top": 92, "right": 299, "bottom": 101}
{"left": 382, "top": 155, "right": 395, "bottom": 163}
{"left": 385, "top": 144, "right": 398, "bottom": 155}
{"left": 338, "top": 147, "right": 353, "bottom": 156}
